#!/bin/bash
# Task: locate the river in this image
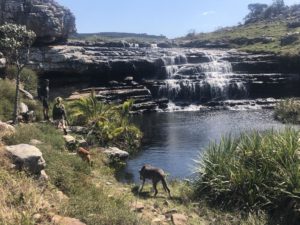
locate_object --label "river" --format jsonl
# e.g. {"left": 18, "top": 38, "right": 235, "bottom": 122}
{"left": 121, "top": 109, "right": 290, "bottom": 183}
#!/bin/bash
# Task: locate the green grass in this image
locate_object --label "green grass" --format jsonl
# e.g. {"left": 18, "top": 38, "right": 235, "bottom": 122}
{"left": 3, "top": 123, "right": 281, "bottom": 224}
{"left": 4, "top": 123, "right": 139, "bottom": 225}
{"left": 194, "top": 128, "right": 300, "bottom": 223}
{"left": 0, "top": 79, "right": 16, "bottom": 121}
{"left": 0, "top": 78, "right": 42, "bottom": 122}
{"left": 179, "top": 20, "right": 300, "bottom": 55}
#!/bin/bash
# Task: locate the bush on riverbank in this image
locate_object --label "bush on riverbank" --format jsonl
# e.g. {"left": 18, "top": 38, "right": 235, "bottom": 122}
{"left": 68, "top": 93, "right": 142, "bottom": 152}
{"left": 194, "top": 128, "right": 300, "bottom": 222}
{"left": 274, "top": 99, "right": 300, "bottom": 124}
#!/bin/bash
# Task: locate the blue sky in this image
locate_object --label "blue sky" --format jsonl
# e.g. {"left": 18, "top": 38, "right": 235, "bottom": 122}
{"left": 56, "top": 0, "right": 299, "bottom": 38}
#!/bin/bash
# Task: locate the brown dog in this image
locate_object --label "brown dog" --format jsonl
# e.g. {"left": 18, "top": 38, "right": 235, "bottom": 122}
{"left": 77, "top": 147, "right": 92, "bottom": 166}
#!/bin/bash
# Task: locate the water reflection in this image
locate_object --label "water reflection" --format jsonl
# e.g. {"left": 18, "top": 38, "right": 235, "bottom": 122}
{"left": 121, "top": 110, "right": 290, "bottom": 183}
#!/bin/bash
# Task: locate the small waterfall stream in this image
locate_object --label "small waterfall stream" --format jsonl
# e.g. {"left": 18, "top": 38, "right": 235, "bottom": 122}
{"left": 158, "top": 50, "right": 247, "bottom": 102}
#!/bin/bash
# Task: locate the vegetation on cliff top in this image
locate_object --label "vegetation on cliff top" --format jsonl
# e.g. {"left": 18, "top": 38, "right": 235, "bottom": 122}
{"left": 180, "top": 0, "right": 300, "bottom": 55}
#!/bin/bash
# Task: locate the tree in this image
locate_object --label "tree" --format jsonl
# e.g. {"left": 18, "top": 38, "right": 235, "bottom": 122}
{"left": 0, "top": 23, "right": 36, "bottom": 124}
{"left": 244, "top": 3, "right": 268, "bottom": 23}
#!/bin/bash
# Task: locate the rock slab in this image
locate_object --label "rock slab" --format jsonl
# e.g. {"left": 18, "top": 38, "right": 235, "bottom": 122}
{"left": 103, "top": 147, "right": 129, "bottom": 160}
{"left": 5, "top": 144, "right": 46, "bottom": 174}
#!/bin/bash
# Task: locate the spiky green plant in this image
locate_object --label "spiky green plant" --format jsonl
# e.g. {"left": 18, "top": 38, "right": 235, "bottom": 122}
{"left": 194, "top": 128, "right": 300, "bottom": 214}
{"left": 68, "top": 93, "right": 142, "bottom": 152}
{"left": 274, "top": 99, "right": 300, "bottom": 124}
{"left": 68, "top": 90, "right": 112, "bottom": 125}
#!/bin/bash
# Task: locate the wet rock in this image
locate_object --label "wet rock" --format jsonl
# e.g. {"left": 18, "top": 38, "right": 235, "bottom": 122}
{"left": 52, "top": 215, "right": 86, "bottom": 225}
{"left": 171, "top": 214, "right": 187, "bottom": 225}
{"left": 5, "top": 144, "right": 46, "bottom": 174}
{"left": 0, "top": 0, "right": 76, "bottom": 45}
{"left": 124, "top": 76, "right": 134, "bottom": 82}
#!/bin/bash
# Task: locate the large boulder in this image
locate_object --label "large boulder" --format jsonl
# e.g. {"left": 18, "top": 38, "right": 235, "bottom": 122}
{"left": 5, "top": 144, "right": 46, "bottom": 174}
{"left": 0, "top": 0, "right": 76, "bottom": 45}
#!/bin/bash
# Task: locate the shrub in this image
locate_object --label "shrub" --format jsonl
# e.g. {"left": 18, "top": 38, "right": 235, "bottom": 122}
{"left": 274, "top": 99, "right": 300, "bottom": 124}
{"left": 194, "top": 128, "right": 300, "bottom": 214}
{"left": 5, "top": 66, "right": 38, "bottom": 94}
{"left": 0, "top": 77, "right": 42, "bottom": 122}
{"left": 68, "top": 93, "right": 142, "bottom": 152}
{"left": 0, "top": 79, "right": 15, "bottom": 121}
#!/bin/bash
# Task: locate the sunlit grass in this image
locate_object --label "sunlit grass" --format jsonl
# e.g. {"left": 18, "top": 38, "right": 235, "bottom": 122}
{"left": 194, "top": 128, "right": 300, "bottom": 220}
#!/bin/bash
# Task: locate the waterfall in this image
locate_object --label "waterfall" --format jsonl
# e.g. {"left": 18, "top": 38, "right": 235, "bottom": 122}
{"left": 158, "top": 50, "right": 247, "bottom": 102}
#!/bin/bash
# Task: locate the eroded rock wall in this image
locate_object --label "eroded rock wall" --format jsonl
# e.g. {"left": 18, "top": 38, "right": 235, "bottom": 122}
{"left": 0, "top": 0, "right": 76, "bottom": 44}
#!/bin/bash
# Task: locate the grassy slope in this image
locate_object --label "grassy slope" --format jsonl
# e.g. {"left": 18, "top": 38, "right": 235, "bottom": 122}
{"left": 0, "top": 123, "right": 268, "bottom": 225}
{"left": 179, "top": 20, "right": 300, "bottom": 55}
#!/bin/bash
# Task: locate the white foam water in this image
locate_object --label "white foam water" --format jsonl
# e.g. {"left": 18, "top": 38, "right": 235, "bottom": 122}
{"left": 159, "top": 49, "right": 247, "bottom": 102}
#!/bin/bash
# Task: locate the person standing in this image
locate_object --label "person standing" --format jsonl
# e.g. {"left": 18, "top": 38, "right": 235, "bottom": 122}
{"left": 52, "top": 97, "right": 68, "bottom": 135}
{"left": 38, "top": 79, "right": 50, "bottom": 120}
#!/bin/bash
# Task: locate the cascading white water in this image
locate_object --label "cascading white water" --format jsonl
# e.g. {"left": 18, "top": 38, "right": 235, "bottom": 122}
{"left": 158, "top": 50, "right": 247, "bottom": 102}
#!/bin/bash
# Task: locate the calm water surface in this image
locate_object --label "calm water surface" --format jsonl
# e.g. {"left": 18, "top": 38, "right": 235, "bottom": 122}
{"left": 121, "top": 109, "right": 290, "bottom": 183}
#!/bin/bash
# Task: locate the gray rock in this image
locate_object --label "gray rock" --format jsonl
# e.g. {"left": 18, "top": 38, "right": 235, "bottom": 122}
{"left": 69, "top": 126, "right": 88, "bottom": 134}
{"left": 39, "top": 169, "right": 49, "bottom": 181}
{"left": 281, "top": 33, "right": 299, "bottom": 46}
{"left": 0, "top": 0, "right": 76, "bottom": 45}
{"left": 19, "top": 88, "right": 34, "bottom": 100}
{"left": 0, "top": 121, "right": 15, "bottom": 139}
{"left": 63, "top": 134, "right": 76, "bottom": 144}
{"left": 103, "top": 147, "right": 129, "bottom": 160}
{"left": 5, "top": 144, "right": 46, "bottom": 174}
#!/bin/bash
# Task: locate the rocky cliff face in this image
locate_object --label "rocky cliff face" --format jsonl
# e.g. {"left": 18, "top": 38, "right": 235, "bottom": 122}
{"left": 0, "top": 0, "right": 76, "bottom": 44}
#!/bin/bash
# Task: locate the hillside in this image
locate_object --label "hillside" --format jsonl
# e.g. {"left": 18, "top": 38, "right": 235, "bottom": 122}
{"left": 178, "top": 2, "right": 300, "bottom": 56}
{"left": 71, "top": 32, "right": 168, "bottom": 43}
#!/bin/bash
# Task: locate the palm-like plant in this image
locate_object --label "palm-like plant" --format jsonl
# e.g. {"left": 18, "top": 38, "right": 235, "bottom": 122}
{"left": 68, "top": 93, "right": 142, "bottom": 151}
{"left": 68, "top": 91, "right": 112, "bottom": 125}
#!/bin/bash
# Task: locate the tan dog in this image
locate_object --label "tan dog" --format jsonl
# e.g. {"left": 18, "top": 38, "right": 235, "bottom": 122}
{"left": 77, "top": 147, "right": 92, "bottom": 166}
